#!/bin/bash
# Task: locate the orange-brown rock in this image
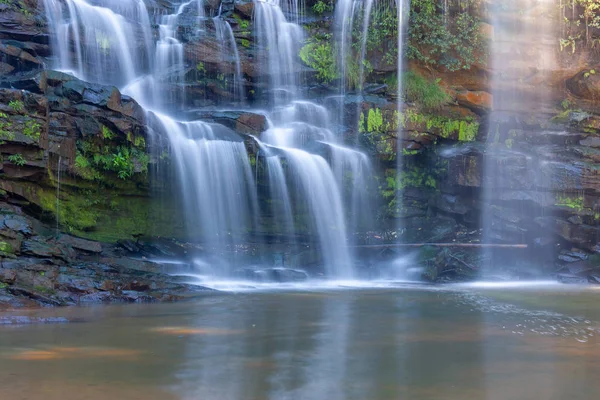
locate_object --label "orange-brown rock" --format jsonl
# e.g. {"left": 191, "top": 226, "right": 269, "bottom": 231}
{"left": 456, "top": 90, "right": 493, "bottom": 113}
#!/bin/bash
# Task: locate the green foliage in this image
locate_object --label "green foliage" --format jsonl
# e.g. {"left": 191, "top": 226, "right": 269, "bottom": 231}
{"left": 561, "top": 98, "right": 573, "bottom": 110}
{"left": 23, "top": 120, "right": 41, "bottom": 141}
{"left": 233, "top": 13, "right": 250, "bottom": 31}
{"left": 0, "top": 0, "right": 33, "bottom": 17}
{"left": 8, "top": 100, "right": 24, "bottom": 112}
{"left": 133, "top": 135, "right": 145, "bottom": 148}
{"left": 407, "top": 0, "right": 487, "bottom": 71}
{"left": 0, "top": 241, "right": 14, "bottom": 254}
{"left": 367, "top": 108, "right": 384, "bottom": 132}
{"left": 560, "top": 0, "right": 600, "bottom": 51}
{"left": 555, "top": 195, "right": 585, "bottom": 211}
{"left": 0, "top": 112, "right": 14, "bottom": 143}
{"left": 379, "top": 168, "right": 437, "bottom": 201}
{"left": 76, "top": 138, "right": 149, "bottom": 181}
{"left": 8, "top": 153, "right": 26, "bottom": 166}
{"left": 358, "top": 4, "right": 399, "bottom": 65}
{"left": 312, "top": 0, "right": 333, "bottom": 15}
{"left": 358, "top": 108, "right": 400, "bottom": 134}
{"left": 348, "top": 0, "right": 486, "bottom": 75}
{"left": 358, "top": 112, "right": 366, "bottom": 133}
{"left": 101, "top": 125, "right": 114, "bottom": 140}
{"left": 403, "top": 109, "right": 479, "bottom": 141}
{"left": 241, "top": 39, "right": 250, "bottom": 48}
{"left": 196, "top": 62, "right": 206, "bottom": 73}
{"left": 299, "top": 37, "right": 337, "bottom": 83}
{"left": 344, "top": 57, "right": 373, "bottom": 90}
{"left": 403, "top": 71, "right": 451, "bottom": 110}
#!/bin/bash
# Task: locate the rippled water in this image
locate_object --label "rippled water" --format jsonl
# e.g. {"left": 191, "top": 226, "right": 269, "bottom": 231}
{"left": 1, "top": 283, "right": 599, "bottom": 400}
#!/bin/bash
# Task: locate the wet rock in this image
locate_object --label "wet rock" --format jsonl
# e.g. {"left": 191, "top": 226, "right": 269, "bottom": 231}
{"left": 535, "top": 217, "right": 599, "bottom": 250}
{"left": 561, "top": 260, "right": 594, "bottom": 275}
{"left": 558, "top": 254, "right": 580, "bottom": 263}
{"left": 588, "top": 274, "right": 600, "bottom": 284}
{"left": 191, "top": 110, "right": 267, "bottom": 135}
{"left": 57, "top": 234, "right": 102, "bottom": 253}
{"left": 120, "top": 290, "right": 156, "bottom": 303}
{"left": 559, "top": 249, "right": 588, "bottom": 262}
{"left": 364, "top": 84, "right": 388, "bottom": 95}
{"left": 0, "top": 316, "right": 71, "bottom": 325}
{"left": 233, "top": 267, "right": 309, "bottom": 282}
{"left": 557, "top": 273, "right": 589, "bottom": 284}
{"left": 566, "top": 68, "right": 600, "bottom": 100}
{"left": 435, "top": 194, "right": 470, "bottom": 215}
{"left": 21, "top": 238, "right": 66, "bottom": 259}
{"left": 1, "top": 214, "right": 32, "bottom": 235}
{"left": 456, "top": 90, "right": 492, "bottom": 113}
{"left": 0, "top": 41, "right": 43, "bottom": 74}
{"left": 234, "top": 0, "right": 254, "bottom": 17}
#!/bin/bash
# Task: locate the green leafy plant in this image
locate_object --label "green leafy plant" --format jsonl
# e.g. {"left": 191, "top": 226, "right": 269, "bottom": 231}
{"left": 403, "top": 71, "right": 451, "bottom": 110}
{"left": 8, "top": 100, "right": 24, "bottom": 112}
{"left": 23, "top": 120, "right": 41, "bottom": 141}
{"left": 0, "top": 112, "right": 15, "bottom": 143}
{"left": 555, "top": 195, "right": 585, "bottom": 211}
{"left": 299, "top": 38, "right": 337, "bottom": 83}
{"left": 560, "top": 0, "right": 600, "bottom": 51}
{"left": 8, "top": 153, "right": 26, "bottom": 166}
{"left": 312, "top": 0, "right": 333, "bottom": 15}
{"left": 101, "top": 125, "right": 114, "bottom": 140}
{"left": 408, "top": 0, "right": 487, "bottom": 71}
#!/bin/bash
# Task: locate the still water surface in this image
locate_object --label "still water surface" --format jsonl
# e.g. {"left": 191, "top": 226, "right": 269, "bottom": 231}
{"left": 1, "top": 282, "right": 600, "bottom": 400}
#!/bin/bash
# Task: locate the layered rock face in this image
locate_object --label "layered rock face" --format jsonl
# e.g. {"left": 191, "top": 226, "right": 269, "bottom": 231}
{"left": 0, "top": 0, "right": 600, "bottom": 291}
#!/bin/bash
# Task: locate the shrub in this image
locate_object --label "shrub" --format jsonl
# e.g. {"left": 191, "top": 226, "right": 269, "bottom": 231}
{"left": 403, "top": 71, "right": 451, "bottom": 110}
{"left": 299, "top": 38, "right": 337, "bottom": 83}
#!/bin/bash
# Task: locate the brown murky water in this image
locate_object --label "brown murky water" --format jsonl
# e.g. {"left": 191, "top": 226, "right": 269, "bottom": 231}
{"left": 1, "top": 283, "right": 600, "bottom": 400}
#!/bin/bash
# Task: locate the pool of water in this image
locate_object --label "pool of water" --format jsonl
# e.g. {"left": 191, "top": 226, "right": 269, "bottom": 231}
{"left": 1, "top": 282, "right": 599, "bottom": 400}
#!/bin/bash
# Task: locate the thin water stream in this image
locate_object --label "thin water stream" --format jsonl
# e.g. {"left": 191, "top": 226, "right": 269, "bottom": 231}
{"left": 1, "top": 284, "right": 600, "bottom": 400}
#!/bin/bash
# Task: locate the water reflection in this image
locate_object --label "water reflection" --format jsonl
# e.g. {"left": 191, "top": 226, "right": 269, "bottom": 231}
{"left": 1, "top": 287, "right": 600, "bottom": 400}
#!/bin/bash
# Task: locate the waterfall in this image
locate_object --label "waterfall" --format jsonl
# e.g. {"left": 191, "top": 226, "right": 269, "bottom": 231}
{"left": 253, "top": 0, "right": 378, "bottom": 277}
{"left": 253, "top": 0, "right": 304, "bottom": 104}
{"left": 482, "top": 0, "right": 557, "bottom": 275}
{"left": 42, "top": 0, "right": 152, "bottom": 87}
{"left": 263, "top": 152, "right": 296, "bottom": 242}
{"left": 42, "top": 0, "right": 376, "bottom": 279}
{"left": 123, "top": 0, "right": 202, "bottom": 110}
{"left": 395, "top": 0, "right": 409, "bottom": 241}
{"left": 149, "top": 113, "right": 259, "bottom": 269}
{"left": 334, "top": 0, "right": 373, "bottom": 132}
{"left": 273, "top": 148, "right": 352, "bottom": 277}
{"left": 213, "top": 17, "right": 245, "bottom": 104}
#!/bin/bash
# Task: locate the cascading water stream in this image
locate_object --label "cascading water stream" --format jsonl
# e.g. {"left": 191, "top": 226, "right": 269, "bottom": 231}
{"left": 253, "top": 0, "right": 379, "bottom": 277}
{"left": 149, "top": 113, "right": 260, "bottom": 270}
{"left": 481, "top": 0, "right": 558, "bottom": 275}
{"left": 213, "top": 16, "right": 245, "bottom": 104}
{"left": 43, "top": 0, "right": 377, "bottom": 279}
{"left": 334, "top": 0, "right": 374, "bottom": 133}
{"left": 253, "top": 0, "right": 304, "bottom": 104}
{"left": 395, "top": 0, "right": 409, "bottom": 241}
{"left": 123, "top": 0, "right": 203, "bottom": 110}
{"left": 42, "top": 0, "right": 149, "bottom": 87}
{"left": 358, "top": 0, "right": 375, "bottom": 93}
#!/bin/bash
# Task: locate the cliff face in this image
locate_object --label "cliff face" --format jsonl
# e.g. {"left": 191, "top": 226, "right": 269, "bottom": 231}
{"left": 1, "top": 0, "right": 600, "bottom": 281}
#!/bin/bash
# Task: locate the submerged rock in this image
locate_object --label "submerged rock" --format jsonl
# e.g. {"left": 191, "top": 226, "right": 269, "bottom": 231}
{"left": 233, "top": 267, "right": 309, "bottom": 283}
